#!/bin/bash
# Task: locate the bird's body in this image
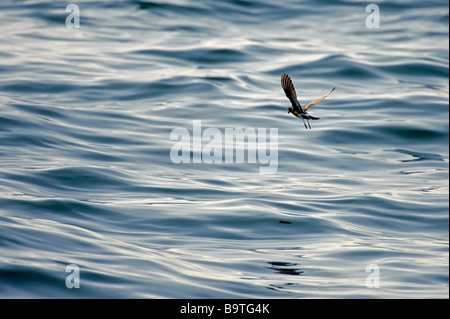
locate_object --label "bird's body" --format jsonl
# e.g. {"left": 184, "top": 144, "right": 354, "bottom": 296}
{"left": 281, "top": 73, "right": 335, "bottom": 129}
{"left": 288, "top": 110, "right": 320, "bottom": 121}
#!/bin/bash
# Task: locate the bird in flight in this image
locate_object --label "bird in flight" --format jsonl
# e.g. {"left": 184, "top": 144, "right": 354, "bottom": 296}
{"left": 281, "top": 73, "right": 335, "bottom": 129}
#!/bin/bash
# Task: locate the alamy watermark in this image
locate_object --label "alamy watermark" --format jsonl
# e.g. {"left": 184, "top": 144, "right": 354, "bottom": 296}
{"left": 66, "top": 4, "right": 80, "bottom": 29}
{"left": 365, "top": 263, "right": 380, "bottom": 288}
{"left": 170, "top": 120, "right": 278, "bottom": 174}
{"left": 365, "top": 4, "right": 380, "bottom": 29}
{"left": 65, "top": 264, "right": 80, "bottom": 288}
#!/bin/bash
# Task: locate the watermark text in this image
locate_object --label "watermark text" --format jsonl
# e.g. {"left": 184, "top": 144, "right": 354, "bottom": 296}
{"left": 170, "top": 120, "right": 278, "bottom": 174}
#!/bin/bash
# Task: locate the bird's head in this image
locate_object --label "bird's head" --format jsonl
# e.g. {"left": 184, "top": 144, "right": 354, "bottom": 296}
{"left": 288, "top": 107, "right": 293, "bottom": 114}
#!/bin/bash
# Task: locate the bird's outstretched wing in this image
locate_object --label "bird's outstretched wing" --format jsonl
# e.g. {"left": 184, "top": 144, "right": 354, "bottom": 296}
{"left": 303, "top": 87, "right": 335, "bottom": 111}
{"left": 281, "top": 74, "right": 301, "bottom": 113}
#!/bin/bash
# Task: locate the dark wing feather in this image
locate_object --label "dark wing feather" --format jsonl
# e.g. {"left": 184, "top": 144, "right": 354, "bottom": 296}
{"left": 281, "top": 74, "right": 301, "bottom": 112}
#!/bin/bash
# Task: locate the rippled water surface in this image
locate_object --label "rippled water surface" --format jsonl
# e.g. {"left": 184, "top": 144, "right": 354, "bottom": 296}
{"left": 0, "top": 0, "right": 448, "bottom": 298}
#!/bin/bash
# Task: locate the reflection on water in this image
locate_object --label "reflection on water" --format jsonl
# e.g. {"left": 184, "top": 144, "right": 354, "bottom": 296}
{"left": 267, "top": 262, "right": 303, "bottom": 276}
{"left": 389, "top": 149, "right": 446, "bottom": 162}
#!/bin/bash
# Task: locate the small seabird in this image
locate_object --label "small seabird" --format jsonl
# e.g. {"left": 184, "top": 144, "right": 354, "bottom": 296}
{"left": 281, "top": 73, "right": 335, "bottom": 129}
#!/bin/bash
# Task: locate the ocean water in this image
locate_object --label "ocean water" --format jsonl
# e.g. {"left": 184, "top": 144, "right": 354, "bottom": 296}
{"left": 0, "top": 0, "right": 448, "bottom": 298}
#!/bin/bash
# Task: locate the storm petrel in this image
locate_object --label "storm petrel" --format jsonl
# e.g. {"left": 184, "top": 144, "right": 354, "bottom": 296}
{"left": 281, "top": 73, "right": 335, "bottom": 129}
